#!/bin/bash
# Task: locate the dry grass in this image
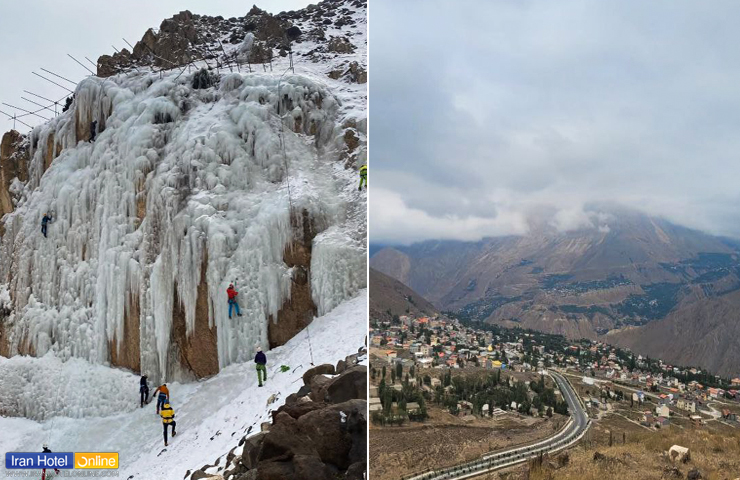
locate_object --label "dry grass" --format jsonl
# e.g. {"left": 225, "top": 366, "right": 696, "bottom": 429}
{"left": 523, "top": 425, "right": 740, "bottom": 480}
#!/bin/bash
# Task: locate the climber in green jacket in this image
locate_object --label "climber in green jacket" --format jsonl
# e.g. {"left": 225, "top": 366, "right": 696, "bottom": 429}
{"left": 358, "top": 164, "right": 367, "bottom": 191}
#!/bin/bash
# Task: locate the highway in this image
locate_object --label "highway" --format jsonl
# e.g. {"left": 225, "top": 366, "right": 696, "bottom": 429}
{"left": 404, "top": 370, "right": 591, "bottom": 480}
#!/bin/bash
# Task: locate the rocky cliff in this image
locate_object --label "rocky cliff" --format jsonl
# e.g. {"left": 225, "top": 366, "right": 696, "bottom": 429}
{"left": 0, "top": 0, "right": 367, "bottom": 384}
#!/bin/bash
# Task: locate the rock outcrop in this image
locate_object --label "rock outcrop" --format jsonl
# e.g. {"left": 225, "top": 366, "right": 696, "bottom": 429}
{"left": 191, "top": 348, "right": 367, "bottom": 480}
{"left": 0, "top": 130, "right": 29, "bottom": 227}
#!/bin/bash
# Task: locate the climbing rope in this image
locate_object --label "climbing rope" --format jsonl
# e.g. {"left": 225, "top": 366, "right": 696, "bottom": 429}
{"left": 306, "top": 318, "right": 315, "bottom": 367}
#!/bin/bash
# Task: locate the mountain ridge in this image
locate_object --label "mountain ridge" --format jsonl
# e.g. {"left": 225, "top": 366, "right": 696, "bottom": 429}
{"left": 370, "top": 206, "right": 740, "bottom": 376}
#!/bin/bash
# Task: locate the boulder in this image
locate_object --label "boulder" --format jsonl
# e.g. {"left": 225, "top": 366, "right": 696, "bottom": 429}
{"left": 257, "top": 413, "right": 319, "bottom": 463}
{"left": 668, "top": 445, "right": 690, "bottom": 463}
{"left": 687, "top": 469, "right": 703, "bottom": 480}
{"left": 309, "top": 374, "right": 332, "bottom": 402}
{"left": 335, "top": 359, "right": 347, "bottom": 374}
{"left": 327, "top": 37, "right": 355, "bottom": 54}
{"left": 240, "top": 433, "right": 267, "bottom": 470}
{"left": 292, "top": 455, "right": 333, "bottom": 480}
{"left": 273, "top": 400, "right": 326, "bottom": 422}
{"left": 296, "top": 399, "right": 366, "bottom": 469}
{"left": 345, "top": 462, "right": 366, "bottom": 480}
{"left": 321, "top": 365, "right": 366, "bottom": 403}
{"left": 302, "top": 364, "right": 335, "bottom": 386}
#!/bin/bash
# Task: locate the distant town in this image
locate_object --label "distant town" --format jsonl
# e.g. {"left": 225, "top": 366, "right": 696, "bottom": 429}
{"left": 369, "top": 312, "right": 740, "bottom": 429}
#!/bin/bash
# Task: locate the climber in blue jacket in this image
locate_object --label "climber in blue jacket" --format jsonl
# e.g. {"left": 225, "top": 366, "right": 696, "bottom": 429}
{"left": 41, "top": 212, "right": 52, "bottom": 238}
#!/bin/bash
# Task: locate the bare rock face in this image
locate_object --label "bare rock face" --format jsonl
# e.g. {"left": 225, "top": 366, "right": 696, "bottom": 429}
{"left": 268, "top": 210, "right": 318, "bottom": 348}
{"left": 171, "top": 254, "right": 219, "bottom": 378}
{"left": 0, "top": 130, "right": 29, "bottom": 224}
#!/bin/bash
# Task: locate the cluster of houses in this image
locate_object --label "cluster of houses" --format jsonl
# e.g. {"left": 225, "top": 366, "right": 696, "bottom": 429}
{"left": 370, "top": 313, "right": 740, "bottom": 426}
{"left": 370, "top": 315, "right": 550, "bottom": 374}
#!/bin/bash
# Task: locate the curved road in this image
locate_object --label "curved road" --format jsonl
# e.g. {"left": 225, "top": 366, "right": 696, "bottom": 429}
{"left": 405, "top": 370, "right": 590, "bottom": 480}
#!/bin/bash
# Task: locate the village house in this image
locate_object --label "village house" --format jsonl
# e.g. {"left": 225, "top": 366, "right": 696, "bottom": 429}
{"left": 656, "top": 404, "right": 670, "bottom": 418}
{"left": 458, "top": 401, "right": 473, "bottom": 416}
{"left": 677, "top": 399, "right": 696, "bottom": 413}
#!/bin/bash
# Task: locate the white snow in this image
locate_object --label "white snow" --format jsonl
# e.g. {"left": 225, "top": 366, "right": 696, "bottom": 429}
{"left": 0, "top": 290, "right": 367, "bottom": 480}
{"left": 0, "top": 1, "right": 367, "bottom": 382}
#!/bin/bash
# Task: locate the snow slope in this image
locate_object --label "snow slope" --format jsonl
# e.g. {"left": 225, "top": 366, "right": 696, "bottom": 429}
{"left": 0, "top": 290, "right": 366, "bottom": 479}
{"left": 0, "top": 2, "right": 367, "bottom": 382}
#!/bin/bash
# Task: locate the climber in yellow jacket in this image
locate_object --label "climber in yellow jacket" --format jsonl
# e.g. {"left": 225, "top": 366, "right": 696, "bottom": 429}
{"left": 358, "top": 164, "right": 367, "bottom": 191}
{"left": 159, "top": 402, "right": 177, "bottom": 446}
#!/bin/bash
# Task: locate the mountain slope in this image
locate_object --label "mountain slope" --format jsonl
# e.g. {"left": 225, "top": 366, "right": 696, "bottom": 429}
{"left": 0, "top": 0, "right": 367, "bottom": 383}
{"left": 370, "top": 206, "right": 740, "bottom": 376}
{"left": 607, "top": 288, "right": 740, "bottom": 377}
{"left": 0, "top": 290, "right": 367, "bottom": 479}
{"left": 369, "top": 267, "right": 437, "bottom": 321}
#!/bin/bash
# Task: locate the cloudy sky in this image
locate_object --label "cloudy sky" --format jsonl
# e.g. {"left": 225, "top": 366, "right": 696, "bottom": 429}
{"left": 0, "top": 0, "right": 309, "bottom": 131}
{"left": 370, "top": 0, "right": 740, "bottom": 245}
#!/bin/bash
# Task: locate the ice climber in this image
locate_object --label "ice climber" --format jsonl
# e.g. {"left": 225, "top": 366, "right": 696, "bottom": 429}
{"left": 41, "top": 212, "right": 52, "bottom": 238}
{"left": 227, "top": 283, "right": 243, "bottom": 318}
{"left": 255, "top": 346, "right": 267, "bottom": 387}
{"left": 41, "top": 444, "right": 60, "bottom": 479}
{"left": 153, "top": 383, "right": 170, "bottom": 414}
{"left": 159, "top": 402, "right": 177, "bottom": 446}
{"left": 89, "top": 120, "right": 97, "bottom": 142}
{"left": 358, "top": 164, "right": 367, "bottom": 190}
{"left": 140, "top": 374, "right": 149, "bottom": 408}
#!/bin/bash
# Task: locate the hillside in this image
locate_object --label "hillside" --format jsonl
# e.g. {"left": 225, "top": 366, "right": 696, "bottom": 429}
{"left": 370, "top": 205, "right": 740, "bottom": 376}
{"left": 0, "top": 0, "right": 367, "bottom": 383}
{"left": 0, "top": 290, "right": 367, "bottom": 479}
{"left": 369, "top": 267, "right": 437, "bottom": 321}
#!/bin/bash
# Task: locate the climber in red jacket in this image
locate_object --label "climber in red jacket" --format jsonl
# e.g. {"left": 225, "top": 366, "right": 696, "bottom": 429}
{"left": 227, "top": 284, "right": 243, "bottom": 319}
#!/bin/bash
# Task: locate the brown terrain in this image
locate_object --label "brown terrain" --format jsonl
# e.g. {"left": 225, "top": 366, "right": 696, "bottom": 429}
{"left": 369, "top": 267, "right": 438, "bottom": 322}
{"left": 469, "top": 416, "right": 740, "bottom": 480}
{"left": 370, "top": 404, "right": 565, "bottom": 480}
{"left": 370, "top": 206, "right": 740, "bottom": 377}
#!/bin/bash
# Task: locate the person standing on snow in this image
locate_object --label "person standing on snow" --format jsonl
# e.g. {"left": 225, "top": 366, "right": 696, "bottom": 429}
{"left": 41, "top": 212, "right": 52, "bottom": 238}
{"left": 227, "top": 284, "right": 243, "bottom": 319}
{"left": 152, "top": 383, "right": 170, "bottom": 414}
{"left": 89, "top": 120, "right": 97, "bottom": 142}
{"left": 255, "top": 346, "right": 267, "bottom": 387}
{"left": 358, "top": 164, "right": 367, "bottom": 190}
{"left": 140, "top": 375, "right": 149, "bottom": 408}
{"left": 41, "top": 444, "right": 60, "bottom": 479}
{"left": 159, "top": 402, "right": 177, "bottom": 447}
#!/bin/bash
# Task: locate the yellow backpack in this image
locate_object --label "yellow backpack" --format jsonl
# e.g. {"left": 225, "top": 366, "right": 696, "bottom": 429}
{"left": 160, "top": 404, "right": 175, "bottom": 424}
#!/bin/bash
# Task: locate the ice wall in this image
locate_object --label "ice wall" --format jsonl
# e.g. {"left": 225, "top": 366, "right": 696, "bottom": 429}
{"left": 0, "top": 68, "right": 366, "bottom": 382}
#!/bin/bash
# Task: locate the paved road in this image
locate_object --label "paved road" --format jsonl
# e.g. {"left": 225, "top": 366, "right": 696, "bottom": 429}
{"left": 404, "top": 370, "right": 590, "bottom": 480}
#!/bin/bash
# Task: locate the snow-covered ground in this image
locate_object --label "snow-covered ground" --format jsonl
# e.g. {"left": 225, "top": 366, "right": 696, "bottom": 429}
{"left": 0, "top": 289, "right": 366, "bottom": 479}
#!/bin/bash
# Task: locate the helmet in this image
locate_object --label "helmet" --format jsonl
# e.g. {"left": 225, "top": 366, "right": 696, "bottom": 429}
{"left": 229, "top": 283, "right": 234, "bottom": 288}
{"left": 164, "top": 403, "right": 171, "bottom": 408}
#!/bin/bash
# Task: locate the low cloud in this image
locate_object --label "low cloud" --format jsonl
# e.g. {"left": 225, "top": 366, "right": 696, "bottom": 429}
{"left": 370, "top": 0, "right": 740, "bottom": 244}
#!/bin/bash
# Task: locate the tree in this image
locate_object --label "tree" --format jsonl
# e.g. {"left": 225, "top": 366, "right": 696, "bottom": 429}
{"left": 410, "top": 366, "right": 416, "bottom": 378}
{"left": 396, "top": 362, "right": 403, "bottom": 380}
{"left": 382, "top": 365, "right": 386, "bottom": 379}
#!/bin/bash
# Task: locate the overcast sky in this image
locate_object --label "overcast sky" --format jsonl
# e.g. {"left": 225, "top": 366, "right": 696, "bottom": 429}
{"left": 0, "top": 0, "right": 309, "bottom": 131}
{"left": 370, "top": 0, "right": 740, "bottom": 245}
